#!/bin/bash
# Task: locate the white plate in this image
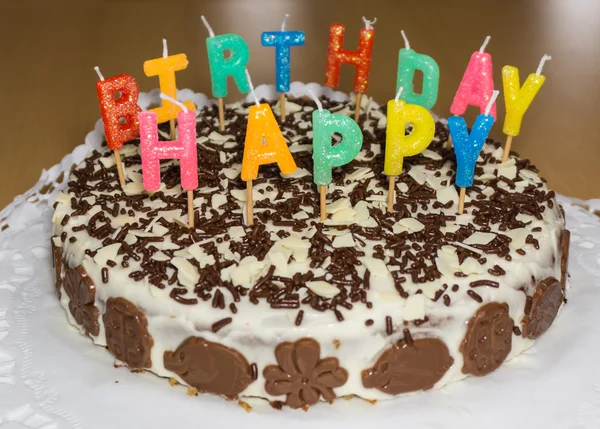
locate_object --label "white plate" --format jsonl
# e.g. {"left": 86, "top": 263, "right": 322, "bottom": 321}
{"left": 1, "top": 86, "right": 600, "bottom": 429}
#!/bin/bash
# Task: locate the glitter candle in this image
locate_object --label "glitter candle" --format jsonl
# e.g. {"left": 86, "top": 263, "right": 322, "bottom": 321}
{"left": 138, "top": 98, "right": 198, "bottom": 193}
{"left": 325, "top": 17, "right": 375, "bottom": 121}
{"left": 240, "top": 105, "right": 298, "bottom": 181}
{"left": 450, "top": 36, "right": 497, "bottom": 120}
{"left": 95, "top": 71, "right": 141, "bottom": 151}
{"left": 503, "top": 65, "right": 546, "bottom": 136}
{"left": 396, "top": 30, "right": 440, "bottom": 110}
{"left": 501, "top": 54, "right": 550, "bottom": 163}
{"left": 449, "top": 90, "right": 499, "bottom": 214}
{"left": 385, "top": 87, "right": 435, "bottom": 212}
{"left": 201, "top": 16, "right": 250, "bottom": 99}
{"left": 143, "top": 39, "right": 196, "bottom": 127}
{"left": 312, "top": 103, "right": 363, "bottom": 186}
{"left": 261, "top": 14, "right": 305, "bottom": 93}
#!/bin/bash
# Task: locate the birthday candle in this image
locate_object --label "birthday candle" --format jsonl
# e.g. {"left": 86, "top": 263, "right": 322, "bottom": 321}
{"left": 261, "top": 14, "right": 305, "bottom": 93}
{"left": 240, "top": 71, "right": 297, "bottom": 182}
{"left": 502, "top": 55, "right": 550, "bottom": 137}
{"left": 396, "top": 30, "right": 440, "bottom": 110}
{"left": 143, "top": 39, "right": 195, "bottom": 124}
{"left": 311, "top": 96, "right": 363, "bottom": 185}
{"left": 325, "top": 17, "right": 375, "bottom": 94}
{"left": 451, "top": 36, "right": 497, "bottom": 119}
{"left": 449, "top": 91, "right": 499, "bottom": 189}
{"left": 138, "top": 95, "right": 198, "bottom": 192}
{"left": 384, "top": 88, "right": 435, "bottom": 176}
{"left": 94, "top": 69, "right": 141, "bottom": 151}
{"left": 201, "top": 16, "right": 250, "bottom": 99}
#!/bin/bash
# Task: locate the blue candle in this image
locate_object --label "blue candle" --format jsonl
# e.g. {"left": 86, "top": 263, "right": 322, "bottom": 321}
{"left": 261, "top": 14, "right": 305, "bottom": 93}
{"left": 449, "top": 90, "right": 499, "bottom": 189}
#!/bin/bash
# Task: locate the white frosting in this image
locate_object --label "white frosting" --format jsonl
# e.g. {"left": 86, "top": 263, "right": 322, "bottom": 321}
{"left": 52, "top": 97, "right": 566, "bottom": 405}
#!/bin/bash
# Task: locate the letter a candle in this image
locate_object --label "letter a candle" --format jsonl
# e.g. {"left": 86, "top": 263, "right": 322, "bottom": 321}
{"left": 385, "top": 87, "right": 435, "bottom": 213}
{"left": 241, "top": 70, "right": 297, "bottom": 226}
{"left": 325, "top": 17, "right": 375, "bottom": 122}
{"left": 308, "top": 90, "right": 363, "bottom": 221}
{"left": 94, "top": 66, "right": 141, "bottom": 186}
{"left": 143, "top": 39, "right": 196, "bottom": 140}
{"left": 261, "top": 14, "right": 305, "bottom": 121}
{"left": 202, "top": 15, "right": 251, "bottom": 131}
{"left": 449, "top": 90, "right": 499, "bottom": 215}
{"left": 501, "top": 54, "right": 551, "bottom": 162}
{"left": 138, "top": 94, "right": 198, "bottom": 227}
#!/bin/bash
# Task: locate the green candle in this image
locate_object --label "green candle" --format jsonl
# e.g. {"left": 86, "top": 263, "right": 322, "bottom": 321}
{"left": 396, "top": 30, "right": 440, "bottom": 110}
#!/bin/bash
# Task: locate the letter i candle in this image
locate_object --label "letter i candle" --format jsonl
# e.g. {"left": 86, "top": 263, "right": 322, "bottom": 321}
{"left": 241, "top": 70, "right": 297, "bottom": 226}
{"left": 449, "top": 90, "right": 500, "bottom": 214}
{"left": 325, "top": 17, "right": 376, "bottom": 122}
{"left": 308, "top": 90, "right": 363, "bottom": 221}
{"left": 94, "top": 66, "right": 141, "bottom": 186}
{"left": 143, "top": 39, "right": 196, "bottom": 140}
{"left": 138, "top": 94, "right": 198, "bottom": 227}
{"left": 202, "top": 15, "right": 251, "bottom": 131}
{"left": 261, "top": 14, "right": 305, "bottom": 121}
{"left": 501, "top": 54, "right": 550, "bottom": 162}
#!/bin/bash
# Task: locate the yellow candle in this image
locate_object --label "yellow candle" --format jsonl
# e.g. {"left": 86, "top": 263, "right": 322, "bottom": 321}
{"left": 144, "top": 39, "right": 195, "bottom": 123}
{"left": 502, "top": 55, "right": 550, "bottom": 137}
{"left": 384, "top": 91, "right": 435, "bottom": 177}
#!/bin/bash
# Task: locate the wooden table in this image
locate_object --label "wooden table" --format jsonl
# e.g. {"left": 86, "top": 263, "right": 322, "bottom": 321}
{"left": 1, "top": 0, "right": 599, "bottom": 208}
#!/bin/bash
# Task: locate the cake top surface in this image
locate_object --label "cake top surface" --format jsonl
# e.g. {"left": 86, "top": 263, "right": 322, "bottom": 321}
{"left": 53, "top": 97, "right": 563, "bottom": 332}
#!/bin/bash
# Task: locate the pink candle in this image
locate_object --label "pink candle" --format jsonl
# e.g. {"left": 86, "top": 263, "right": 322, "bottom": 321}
{"left": 450, "top": 36, "right": 497, "bottom": 119}
{"left": 138, "top": 94, "right": 198, "bottom": 192}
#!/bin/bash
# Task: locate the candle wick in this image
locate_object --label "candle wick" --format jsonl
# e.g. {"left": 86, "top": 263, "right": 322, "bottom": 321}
{"left": 201, "top": 15, "right": 216, "bottom": 38}
{"left": 400, "top": 30, "right": 410, "bottom": 50}
{"left": 160, "top": 93, "right": 188, "bottom": 113}
{"left": 395, "top": 86, "right": 404, "bottom": 102}
{"left": 485, "top": 90, "right": 499, "bottom": 115}
{"left": 362, "top": 16, "right": 377, "bottom": 30}
{"left": 93, "top": 66, "right": 105, "bottom": 81}
{"left": 307, "top": 89, "right": 323, "bottom": 112}
{"left": 479, "top": 35, "right": 491, "bottom": 53}
{"left": 162, "top": 38, "right": 168, "bottom": 58}
{"left": 281, "top": 13, "right": 290, "bottom": 31}
{"left": 536, "top": 54, "right": 552, "bottom": 76}
{"left": 245, "top": 69, "right": 260, "bottom": 107}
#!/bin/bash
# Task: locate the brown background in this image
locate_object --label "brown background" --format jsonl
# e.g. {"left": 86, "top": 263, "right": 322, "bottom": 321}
{"left": 1, "top": 0, "right": 599, "bottom": 208}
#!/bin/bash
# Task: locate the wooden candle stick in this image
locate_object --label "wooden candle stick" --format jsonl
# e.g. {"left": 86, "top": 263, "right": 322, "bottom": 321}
{"left": 320, "top": 185, "right": 327, "bottom": 221}
{"left": 246, "top": 180, "right": 254, "bottom": 226}
{"left": 187, "top": 190, "right": 194, "bottom": 228}
{"left": 114, "top": 150, "right": 126, "bottom": 186}
{"left": 354, "top": 92, "right": 362, "bottom": 121}
{"left": 458, "top": 187, "right": 466, "bottom": 214}
{"left": 387, "top": 176, "right": 395, "bottom": 213}
{"left": 280, "top": 92, "right": 286, "bottom": 121}
{"left": 501, "top": 135, "right": 513, "bottom": 163}
{"left": 218, "top": 98, "right": 225, "bottom": 131}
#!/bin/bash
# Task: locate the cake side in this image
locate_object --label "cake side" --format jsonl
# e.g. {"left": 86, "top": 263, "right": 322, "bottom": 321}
{"left": 51, "top": 97, "right": 569, "bottom": 408}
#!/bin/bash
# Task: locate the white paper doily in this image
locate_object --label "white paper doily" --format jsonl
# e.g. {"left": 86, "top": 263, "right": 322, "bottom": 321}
{"left": 1, "top": 84, "right": 600, "bottom": 429}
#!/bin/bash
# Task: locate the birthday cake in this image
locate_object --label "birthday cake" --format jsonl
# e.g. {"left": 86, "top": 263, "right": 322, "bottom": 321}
{"left": 51, "top": 93, "right": 569, "bottom": 409}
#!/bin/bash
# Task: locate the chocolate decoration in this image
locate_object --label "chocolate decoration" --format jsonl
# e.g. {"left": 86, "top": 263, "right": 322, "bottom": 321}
{"left": 560, "top": 229, "right": 570, "bottom": 292}
{"left": 103, "top": 297, "right": 153, "bottom": 369}
{"left": 522, "top": 277, "right": 563, "bottom": 339}
{"left": 361, "top": 338, "right": 454, "bottom": 395}
{"left": 164, "top": 337, "right": 253, "bottom": 398}
{"left": 263, "top": 337, "right": 348, "bottom": 409}
{"left": 460, "top": 302, "right": 513, "bottom": 376}
{"left": 62, "top": 265, "right": 99, "bottom": 337}
{"left": 51, "top": 237, "right": 62, "bottom": 298}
